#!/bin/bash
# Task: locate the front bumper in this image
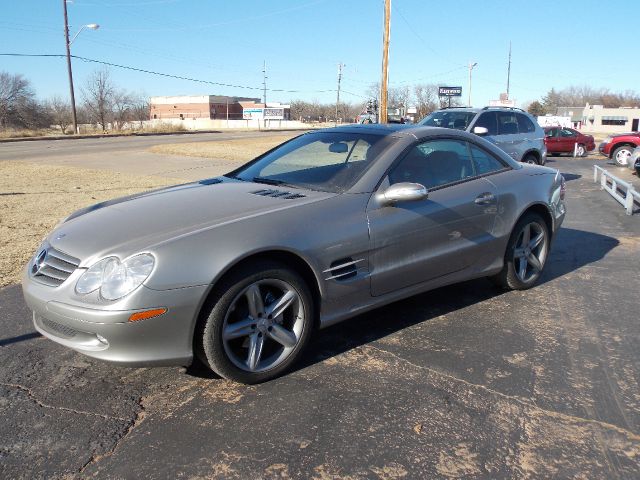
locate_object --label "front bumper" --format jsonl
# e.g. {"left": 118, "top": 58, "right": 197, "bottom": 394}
{"left": 598, "top": 142, "right": 610, "bottom": 156}
{"left": 22, "top": 271, "right": 208, "bottom": 367}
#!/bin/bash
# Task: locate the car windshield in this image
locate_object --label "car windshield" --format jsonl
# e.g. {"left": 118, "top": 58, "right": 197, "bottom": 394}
{"left": 229, "top": 131, "right": 396, "bottom": 193}
{"left": 419, "top": 111, "right": 476, "bottom": 130}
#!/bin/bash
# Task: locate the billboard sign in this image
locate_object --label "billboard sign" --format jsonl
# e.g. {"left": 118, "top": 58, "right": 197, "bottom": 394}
{"left": 438, "top": 86, "right": 462, "bottom": 97}
{"left": 264, "top": 108, "right": 285, "bottom": 119}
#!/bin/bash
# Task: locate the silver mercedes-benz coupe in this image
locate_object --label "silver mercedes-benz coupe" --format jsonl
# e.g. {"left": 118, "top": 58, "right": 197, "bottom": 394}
{"left": 22, "top": 124, "right": 566, "bottom": 383}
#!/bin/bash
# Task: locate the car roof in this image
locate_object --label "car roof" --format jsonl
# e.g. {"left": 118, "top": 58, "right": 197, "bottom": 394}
{"left": 310, "top": 123, "right": 423, "bottom": 137}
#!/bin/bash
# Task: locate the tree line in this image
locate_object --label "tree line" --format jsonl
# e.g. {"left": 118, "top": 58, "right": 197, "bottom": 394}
{"left": 526, "top": 86, "right": 640, "bottom": 116}
{"left": 0, "top": 69, "right": 148, "bottom": 133}
{"left": 290, "top": 83, "right": 459, "bottom": 123}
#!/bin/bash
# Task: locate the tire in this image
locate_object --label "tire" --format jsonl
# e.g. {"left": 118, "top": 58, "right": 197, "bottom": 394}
{"left": 576, "top": 144, "right": 587, "bottom": 157}
{"left": 523, "top": 154, "right": 538, "bottom": 165}
{"left": 196, "top": 261, "right": 315, "bottom": 384}
{"left": 491, "top": 212, "right": 549, "bottom": 290}
{"left": 612, "top": 146, "right": 633, "bottom": 167}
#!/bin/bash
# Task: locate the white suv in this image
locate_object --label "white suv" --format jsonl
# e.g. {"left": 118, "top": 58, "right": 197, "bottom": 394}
{"left": 419, "top": 107, "right": 547, "bottom": 165}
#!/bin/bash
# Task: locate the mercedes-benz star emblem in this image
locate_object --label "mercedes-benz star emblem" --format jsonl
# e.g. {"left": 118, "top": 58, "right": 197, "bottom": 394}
{"left": 32, "top": 249, "right": 47, "bottom": 275}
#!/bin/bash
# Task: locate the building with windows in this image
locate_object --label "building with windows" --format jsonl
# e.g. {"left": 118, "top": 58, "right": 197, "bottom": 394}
{"left": 150, "top": 95, "right": 261, "bottom": 120}
{"left": 580, "top": 104, "right": 640, "bottom": 133}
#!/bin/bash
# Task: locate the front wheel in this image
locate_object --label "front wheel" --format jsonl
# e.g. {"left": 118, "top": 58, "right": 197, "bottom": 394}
{"left": 576, "top": 144, "right": 587, "bottom": 157}
{"left": 197, "top": 261, "right": 315, "bottom": 384}
{"left": 491, "top": 213, "right": 549, "bottom": 290}
{"left": 523, "top": 154, "right": 538, "bottom": 165}
{"left": 612, "top": 146, "right": 633, "bottom": 166}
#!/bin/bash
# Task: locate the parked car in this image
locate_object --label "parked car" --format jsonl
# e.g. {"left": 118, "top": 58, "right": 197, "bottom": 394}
{"left": 599, "top": 131, "right": 640, "bottom": 167}
{"left": 629, "top": 146, "right": 640, "bottom": 176}
{"left": 22, "top": 125, "right": 566, "bottom": 384}
{"left": 544, "top": 127, "right": 595, "bottom": 157}
{"left": 419, "top": 106, "right": 547, "bottom": 165}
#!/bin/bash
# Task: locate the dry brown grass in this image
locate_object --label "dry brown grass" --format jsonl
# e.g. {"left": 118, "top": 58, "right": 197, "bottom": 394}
{"left": 0, "top": 161, "right": 181, "bottom": 288}
{"left": 0, "top": 128, "right": 61, "bottom": 139}
{"left": 149, "top": 134, "right": 299, "bottom": 162}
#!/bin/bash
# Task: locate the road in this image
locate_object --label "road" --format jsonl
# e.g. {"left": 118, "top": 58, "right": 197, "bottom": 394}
{"left": 1, "top": 154, "right": 639, "bottom": 479}
{"left": 0, "top": 131, "right": 296, "bottom": 181}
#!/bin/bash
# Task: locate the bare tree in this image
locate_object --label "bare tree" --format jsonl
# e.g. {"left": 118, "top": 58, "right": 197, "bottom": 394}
{"left": 413, "top": 84, "right": 438, "bottom": 119}
{"left": 130, "top": 94, "right": 150, "bottom": 127}
{"left": 0, "top": 71, "right": 38, "bottom": 129}
{"left": 111, "top": 90, "right": 134, "bottom": 131}
{"left": 82, "top": 68, "right": 115, "bottom": 131}
{"left": 46, "top": 96, "right": 73, "bottom": 133}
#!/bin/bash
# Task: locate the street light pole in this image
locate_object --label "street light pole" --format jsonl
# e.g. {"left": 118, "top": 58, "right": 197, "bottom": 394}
{"left": 468, "top": 61, "right": 478, "bottom": 107}
{"left": 63, "top": 0, "right": 78, "bottom": 134}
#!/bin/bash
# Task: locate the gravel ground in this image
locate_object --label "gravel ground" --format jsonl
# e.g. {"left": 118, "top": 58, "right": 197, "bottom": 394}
{"left": 0, "top": 161, "right": 180, "bottom": 288}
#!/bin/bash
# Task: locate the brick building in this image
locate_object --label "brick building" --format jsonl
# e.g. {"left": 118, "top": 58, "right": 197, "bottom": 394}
{"left": 150, "top": 95, "right": 261, "bottom": 120}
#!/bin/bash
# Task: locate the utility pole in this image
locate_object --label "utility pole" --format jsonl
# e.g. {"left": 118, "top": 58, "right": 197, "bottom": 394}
{"left": 506, "top": 41, "right": 512, "bottom": 98}
{"left": 379, "top": 0, "right": 391, "bottom": 124}
{"left": 63, "top": 0, "right": 78, "bottom": 134}
{"left": 262, "top": 60, "right": 267, "bottom": 106}
{"left": 335, "top": 62, "right": 345, "bottom": 126}
{"left": 468, "top": 61, "right": 478, "bottom": 107}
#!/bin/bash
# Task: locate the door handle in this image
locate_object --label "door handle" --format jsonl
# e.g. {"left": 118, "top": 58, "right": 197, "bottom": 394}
{"left": 475, "top": 192, "right": 496, "bottom": 205}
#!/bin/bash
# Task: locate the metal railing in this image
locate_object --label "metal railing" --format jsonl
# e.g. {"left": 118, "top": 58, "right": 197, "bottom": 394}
{"left": 593, "top": 165, "right": 640, "bottom": 215}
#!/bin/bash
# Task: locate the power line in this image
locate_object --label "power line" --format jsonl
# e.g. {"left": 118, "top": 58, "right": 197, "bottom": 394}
{"left": 0, "top": 52, "right": 364, "bottom": 98}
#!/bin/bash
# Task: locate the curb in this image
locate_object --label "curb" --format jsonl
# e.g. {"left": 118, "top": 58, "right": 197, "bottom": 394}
{"left": 0, "top": 128, "right": 316, "bottom": 144}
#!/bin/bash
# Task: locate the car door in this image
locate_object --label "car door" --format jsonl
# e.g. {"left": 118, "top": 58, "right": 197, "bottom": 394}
{"left": 545, "top": 127, "right": 560, "bottom": 153}
{"left": 558, "top": 128, "right": 578, "bottom": 153}
{"left": 496, "top": 111, "right": 522, "bottom": 160}
{"left": 367, "top": 138, "right": 501, "bottom": 297}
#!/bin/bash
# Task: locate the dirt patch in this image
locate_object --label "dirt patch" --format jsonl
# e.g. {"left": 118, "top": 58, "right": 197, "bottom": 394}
{"left": 148, "top": 134, "right": 300, "bottom": 162}
{"left": 0, "top": 161, "right": 181, "bottom": 288}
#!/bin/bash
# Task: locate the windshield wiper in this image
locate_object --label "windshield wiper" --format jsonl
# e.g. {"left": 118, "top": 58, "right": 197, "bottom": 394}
{"left": 252, "top": 177, "right": 288, "bottom": 186}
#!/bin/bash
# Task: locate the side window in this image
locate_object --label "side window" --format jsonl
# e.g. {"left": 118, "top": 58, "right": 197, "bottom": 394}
{"left": 516, "top": 113, "right": 536, "bottom": 133}
{"left": 545, "top": 128, "right": 558, "bottom": 138}
{"left": 470, "top": 145, "right": 507, "bottom": 175}
{"left": 560, "top": 128, "right": 576, "bottom": 137}
{"left": 473, "top": 112, "right": 498, "bottom": 135}
{"left": 497, "top": 112, "right": 519, "bottom": 135}
{"left": 389, "top": 139, "right": 474, "bottom": 190}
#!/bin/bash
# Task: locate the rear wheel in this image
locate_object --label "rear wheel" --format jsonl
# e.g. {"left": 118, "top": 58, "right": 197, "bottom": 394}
{"left": 196, "top": 261, "right": 314, "bottom": 384}
{"left": 612, "top": 146, "right": 633, "bottom": 166}
{"left": 491, "top": 213, "right": 549, "bottom": 290}
{"left": 523, "top": 154, "right": 538, "bottom": 165}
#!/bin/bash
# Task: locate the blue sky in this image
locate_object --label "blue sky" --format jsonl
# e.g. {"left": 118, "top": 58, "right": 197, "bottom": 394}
{"left": 1, "top": 0, "right": 638, "bottom": 108}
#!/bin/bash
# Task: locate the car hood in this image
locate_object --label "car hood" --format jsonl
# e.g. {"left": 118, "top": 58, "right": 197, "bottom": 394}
{"left": 48, "top": 178, "right": 336, "bottom": 266}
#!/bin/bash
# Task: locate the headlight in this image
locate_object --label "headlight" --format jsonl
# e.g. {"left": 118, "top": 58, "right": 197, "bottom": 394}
{"left": 602, "top": 136, "right": 612, "bottom": 144}
{"left": 76, "top": 254, "right": 155, "bottom": 300}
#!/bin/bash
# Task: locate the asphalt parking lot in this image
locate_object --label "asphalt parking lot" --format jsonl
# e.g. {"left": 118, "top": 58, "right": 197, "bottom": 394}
{"left": 1, "top": 145, "right": 639, "bottom": 478}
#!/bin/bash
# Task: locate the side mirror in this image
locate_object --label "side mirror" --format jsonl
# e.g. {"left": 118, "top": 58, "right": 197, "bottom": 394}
{"left": 379, "top": 182, "right": 428, "bottom": 206}
{"left": 473, "top": 126, "right": 489, "bottom": 135}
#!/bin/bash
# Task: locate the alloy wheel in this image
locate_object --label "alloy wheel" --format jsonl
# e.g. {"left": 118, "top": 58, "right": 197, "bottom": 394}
{"left": 222, "top": 279, "right": 305, "bottom": 373}
{"left": 576, "top": 145, "right": 586, "bottom": 157}
{"left": 513, "top": 222, "right": 547, "bottom": 283}
{"left": 615, "top": 149, "right": 631, "bottom": 166}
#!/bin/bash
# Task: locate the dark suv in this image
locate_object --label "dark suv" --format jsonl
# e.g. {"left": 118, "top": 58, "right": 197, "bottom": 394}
{"left": 419, "top": 107, "right": 547, "bottom": 165}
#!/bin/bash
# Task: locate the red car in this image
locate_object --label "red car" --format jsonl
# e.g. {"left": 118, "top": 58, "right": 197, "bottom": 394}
{"left": 544, "top": 127, "right": 595, "bottom": 157}
{"left": 598, "top": 131, "right": 640, "bottom": 166}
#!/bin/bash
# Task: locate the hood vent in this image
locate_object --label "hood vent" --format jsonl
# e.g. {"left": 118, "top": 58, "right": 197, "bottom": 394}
{"left": 251, "top": 189, "right": 306, "bottom": 200}
{"left": 324, "top": 257, "right": 363, "bottom": 281}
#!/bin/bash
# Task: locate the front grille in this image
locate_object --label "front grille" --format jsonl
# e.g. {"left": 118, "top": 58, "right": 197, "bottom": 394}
{"left": 31, "top": 245, "right": 80, "bottom": 287}
{"left": 41, "top": 317, "right": 78, "bottom": 338}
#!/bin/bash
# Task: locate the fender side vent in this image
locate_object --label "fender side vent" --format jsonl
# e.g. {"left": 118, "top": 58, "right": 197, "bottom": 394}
{"left": 251, "top": 189, "right": 306, "bottom": 200}
{"left": 324, "top": 258, "right": 363, "bottom": 281}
